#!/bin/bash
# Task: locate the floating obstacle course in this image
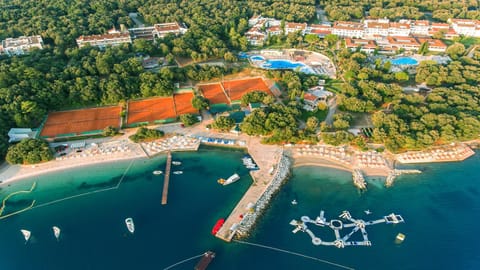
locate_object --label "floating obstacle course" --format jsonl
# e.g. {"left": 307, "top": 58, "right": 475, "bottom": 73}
{"left": 290, "top": 210, "right": 404, "bottom": 248}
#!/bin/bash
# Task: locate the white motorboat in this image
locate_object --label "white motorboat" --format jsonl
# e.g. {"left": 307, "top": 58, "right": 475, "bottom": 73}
{"left": 20, "top": 229, "right": 31, "bottom": 243}
{"left": 173, "top": 171, "right": 183, "bottom": 175}
{"left": 291, "top": 199, "right": 298, "bottom": 205}
{"left": 125, "top": 218, "right": 135, "bottom": 233}
{"left": 172, "top": 161, "right": 182, "bottom": 165}
{"left": 52, "top": 226, "right": 61, "bottom": 241}
{"left": 153, "top": 170, "right": 163, "bottom": 175}
{"left": 217, "top": 173, "right": 240, "bottom": 186}
{"left": 364, "top": 210, "right": 372, "bottom": 215}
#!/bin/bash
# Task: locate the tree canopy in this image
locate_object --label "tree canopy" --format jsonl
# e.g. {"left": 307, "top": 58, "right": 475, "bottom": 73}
{"left": 6, "top": 139, "right": 53, "bottom": 165}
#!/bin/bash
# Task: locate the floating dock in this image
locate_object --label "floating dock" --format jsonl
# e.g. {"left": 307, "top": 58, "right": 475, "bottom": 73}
{"left": 161, "top": 151, "right": 172, "bottom": 205}
{"left": 290, "top": 210, "right": 404, "bottom": 248}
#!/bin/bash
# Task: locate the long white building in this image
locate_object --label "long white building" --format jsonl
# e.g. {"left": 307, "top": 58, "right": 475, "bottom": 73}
{"left": 0, "top": 35, "right": 43, "bottom": 56}
{"left": 449, "top": 19, "right": 480, "bottom": 37}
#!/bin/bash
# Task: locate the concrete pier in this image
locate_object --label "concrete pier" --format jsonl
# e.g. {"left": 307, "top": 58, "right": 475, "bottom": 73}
{"left": 161, "top": 151, "right": 172, "bottom": 205}
{"left": 215, "top": 141, "right": 286, "bottom": 242}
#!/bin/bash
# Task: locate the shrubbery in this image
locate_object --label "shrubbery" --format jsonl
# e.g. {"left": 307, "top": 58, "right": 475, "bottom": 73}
{"left": 6, "top": 139, "right": 53, "bottom": 165}
{"left": 129, "top": 127, "right": 164, "bottom": 143}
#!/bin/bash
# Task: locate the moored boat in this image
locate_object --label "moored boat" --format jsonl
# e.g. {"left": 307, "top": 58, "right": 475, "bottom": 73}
{"left": 172, "top": 161, "right": 182, "bottom": 165}
{"left": 217, "top": 173, "right": 240, "bottom": 186}
{"left": 173, "top": 171, "right": 183, "bottom": 175}
{"left": 395, "top": 233, "right": 406, "bottom": 244}
{"left": 211, "top": 219, "right": 225, "bottom": 235}
{"left": 195, "top": 251, "right": 216, "bottom": 270}
{"left": 125, "top": 218, "right": 135, "bottom": 233}
{"left": 153, "top": 170, "right": 163, "bottom": 175}
{"left": 52, "top": 226, "right": 61, "bottom": 241}
{"left": 20, "top": 229, "right": 31, "bottom": 243}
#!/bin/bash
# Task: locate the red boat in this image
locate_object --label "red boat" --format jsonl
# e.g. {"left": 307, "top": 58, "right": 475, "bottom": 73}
{"left": 211, "top": 218, "right": 225, "bottom": 235}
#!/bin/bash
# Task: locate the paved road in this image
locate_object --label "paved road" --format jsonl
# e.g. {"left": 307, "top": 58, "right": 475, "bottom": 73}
{"left": 128, "top": 12, "right": 144, "bottom": 28}
{"left": 325, "top": 96, "right": 338, "bottom": 125}
{"left": 315, "top": 7, "right": 330, "bottom": 25}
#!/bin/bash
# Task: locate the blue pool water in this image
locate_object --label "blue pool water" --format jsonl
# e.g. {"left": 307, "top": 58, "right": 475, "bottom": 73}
{"left": 262, "top": 59, "right": 305, "bottom": 69}
{"left": 250, "top": 55, "right": 265, "bottom": 61}
{"left": 391, "top": 57, "right": 418, "bottom": 65}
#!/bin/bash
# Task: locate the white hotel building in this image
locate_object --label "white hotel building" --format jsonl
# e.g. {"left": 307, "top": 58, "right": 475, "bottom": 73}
{"left": 0, "top": 35, "right": 44, "bottom": 56}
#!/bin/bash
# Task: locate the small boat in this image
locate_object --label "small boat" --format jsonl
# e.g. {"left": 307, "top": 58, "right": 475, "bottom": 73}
{"left": 395, "top": 233, "right": 406, "bottom": 244}
{"left": 217, "top": 173, "right": 240, "bottom": 186}
{"left": 195, "top": 251, "right": 216, "bottom": 270}
{"left": 153, "top": 170, "right": 163, "bottom": 175}
{"left": 125, "top": 218, "right": 135, "bottom": 233}
{"left": 20, "top": 229, "right": 31, "bottom": 243}
{"left": 172, "top": 161, "right": 182, "bottom": 165}
{"left": 291, "top": 199, "right": 298, "bottom": 205}
{"left": 211, "top": 219, "right": 225, "bottom": 235}
{"left": 52, "top": 226, "right": 61, "bottom": 241}
{"left": 173, "top": 171, "right": 183, "bottom": 175}
{"left": 364, "top": 210, "right": 372, "bottom": 215}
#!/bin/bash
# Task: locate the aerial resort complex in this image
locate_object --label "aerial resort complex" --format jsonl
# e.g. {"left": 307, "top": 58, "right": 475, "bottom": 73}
{"left": 2, "top": 0, "right": 480, "bottom": 269}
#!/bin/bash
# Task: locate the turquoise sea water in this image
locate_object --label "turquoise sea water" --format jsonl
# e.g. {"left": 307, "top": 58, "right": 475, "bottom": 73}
{"left": 0, "top": 147, "right": 479, "bottom": 270}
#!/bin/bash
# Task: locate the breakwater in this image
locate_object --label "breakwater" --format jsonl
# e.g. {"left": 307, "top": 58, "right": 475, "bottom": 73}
{"left": 233, "top": 154, "right": 291, "bottom": 238}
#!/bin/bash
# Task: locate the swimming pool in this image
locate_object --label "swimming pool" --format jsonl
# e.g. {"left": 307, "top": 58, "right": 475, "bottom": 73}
{"left": 391, "top": 57, "right": 418, "bottom": 65}
{"left": 250, "top": 55, "right": 265, "bottom": 61}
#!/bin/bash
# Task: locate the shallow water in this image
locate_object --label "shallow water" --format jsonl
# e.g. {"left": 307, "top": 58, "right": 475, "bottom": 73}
{"left": 0, "top": 148, "right": 479, "bottom": 270}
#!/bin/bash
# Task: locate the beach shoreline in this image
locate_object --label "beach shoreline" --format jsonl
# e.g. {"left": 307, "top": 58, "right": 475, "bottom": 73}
{"left": 0, "top": 152, "right": 147, "bottom": 186}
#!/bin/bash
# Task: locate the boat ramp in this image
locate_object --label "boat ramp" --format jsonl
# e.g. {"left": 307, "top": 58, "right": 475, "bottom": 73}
{"left": 290, "top": 210, "right": 404, "bottom": 248}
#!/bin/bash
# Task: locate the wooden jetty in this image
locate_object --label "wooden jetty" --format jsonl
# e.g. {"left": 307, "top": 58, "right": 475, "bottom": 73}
{"left": 161, "top": 151, "right": 172, "bottom": 205}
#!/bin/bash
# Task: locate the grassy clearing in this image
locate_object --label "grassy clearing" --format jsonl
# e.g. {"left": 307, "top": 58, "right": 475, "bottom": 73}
{"left": 300, "top": 109, "right": 328, "bottom": 122}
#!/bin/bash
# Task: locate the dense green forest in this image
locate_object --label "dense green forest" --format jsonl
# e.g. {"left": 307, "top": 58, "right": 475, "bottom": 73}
{"left": 330, "top": 44, "right": 480, "bottom": 152}
{"left": 1, "top": 0, "right": 479, "bottom": 161}
{"left": 319, "top": 0, "right": 480, "bottom": 21}
{"left": 0, "top": 0, "right": 318, "bottom": 160}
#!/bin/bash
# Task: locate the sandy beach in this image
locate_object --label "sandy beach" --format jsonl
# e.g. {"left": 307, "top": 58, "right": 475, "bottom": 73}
{"left": 292, "top": 155, "right": 391, "bottom": 176}
{"left": 0, "top": 146, "right": 147, "bottom": 185}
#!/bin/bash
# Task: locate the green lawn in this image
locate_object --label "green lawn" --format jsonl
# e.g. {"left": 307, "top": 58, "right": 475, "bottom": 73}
{"left": 325, "top": 82, "right": 344, "bottom": 93}
{"left": 457, "top": 37, "right": 480, "bottom": 48}
{"left": 300, "top": 109, "right": 328, "bottom": 122}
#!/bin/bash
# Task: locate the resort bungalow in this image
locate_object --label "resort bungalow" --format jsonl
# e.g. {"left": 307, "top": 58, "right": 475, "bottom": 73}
{"left": 345, "top": 38, "right": 377, "bottom": 54}
{"left": 302, "top": 87, "right": 333, "bottom": 111}
{"left": 8, "top": 128, "right": 37, "bottom": 143}
{"left": 416, "top": 38, "right": 447, "bottom": 52}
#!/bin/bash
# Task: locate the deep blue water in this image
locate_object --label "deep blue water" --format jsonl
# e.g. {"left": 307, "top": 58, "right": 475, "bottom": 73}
{"left": 391, "top": 57, "right": 418, "bottom": 65}
{"left": 0, "top": 147, "right": 479, "bottom": 270}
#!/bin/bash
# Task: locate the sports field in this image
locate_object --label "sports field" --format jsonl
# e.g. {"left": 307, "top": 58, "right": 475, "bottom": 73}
{"left": 222, "top": 77, "right": 272, "bottom": 102}
{"left": 174, "top": 92, "right": 198, "bottom": 115}
{"left": 40, "top": 106, "right": 122, "bottom": 137}
{"left": 127, "top": 97, "right": 176, "bottom": 125}
{"left": 197, "top": 83, "right": 229, "bottom": 104}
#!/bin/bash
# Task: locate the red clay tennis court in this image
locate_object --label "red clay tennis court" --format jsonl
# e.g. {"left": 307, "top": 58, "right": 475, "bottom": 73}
{"left": 40, "top": 106, "right": 121, "bottom": 137}
{"left": 127, "top": 97, "right": 176, "bottom": 125}
{"left": 222, "top": 77, "right": 272, "bottom": 102}
{"left": 197, "top": 83, "right": 229, "bottom": 104}
{"left": 174, "top": 92, "right": 198, "bottom": 115}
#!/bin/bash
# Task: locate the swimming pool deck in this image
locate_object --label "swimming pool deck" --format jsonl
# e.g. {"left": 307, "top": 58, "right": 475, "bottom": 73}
{"left": 215, "top": 140, "right": 284, "bottom": 242}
